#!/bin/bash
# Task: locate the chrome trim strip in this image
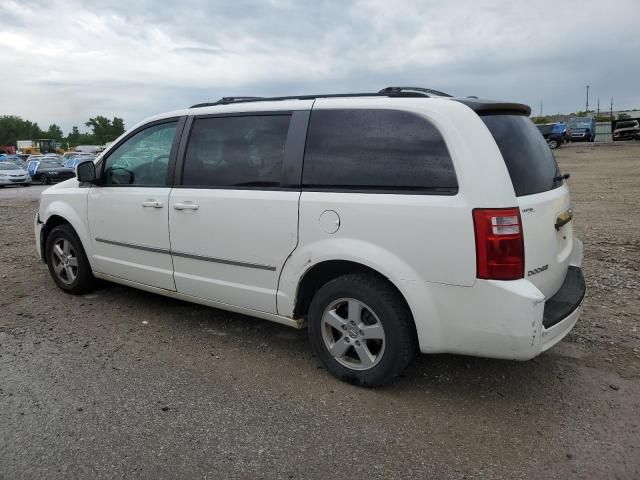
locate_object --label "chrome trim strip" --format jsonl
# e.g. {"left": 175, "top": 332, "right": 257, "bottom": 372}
{"left": 94, "top": 238, "right": 276, "bottom": 271}
{"left": 171, "top": 250, "right": 276, "bottom": 271}
{"left": 95, "top": 237, "right": 170, "bottom": 255}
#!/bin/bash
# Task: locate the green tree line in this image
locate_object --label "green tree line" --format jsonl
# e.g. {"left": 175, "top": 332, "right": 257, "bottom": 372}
{"left": 0, "top": 115, "right": 126, "bottom": 148}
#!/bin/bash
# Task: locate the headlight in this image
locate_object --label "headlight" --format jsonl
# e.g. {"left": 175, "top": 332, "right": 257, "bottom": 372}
{"left": 0, "top": 173, "right": 7, "bottom": 177}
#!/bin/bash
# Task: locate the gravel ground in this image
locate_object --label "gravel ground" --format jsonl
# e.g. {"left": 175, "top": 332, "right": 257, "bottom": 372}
{"left": 1, "top": 144, "right": 639, "bottom": 479}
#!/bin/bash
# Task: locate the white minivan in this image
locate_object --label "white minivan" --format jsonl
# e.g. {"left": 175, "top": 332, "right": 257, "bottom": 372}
{"left": 35, "top": 87, "right": 585, "bottom": 386}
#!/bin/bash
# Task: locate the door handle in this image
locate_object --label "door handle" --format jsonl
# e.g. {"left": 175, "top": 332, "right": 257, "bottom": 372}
{"left": 142, "top": 200, "right": 164, "bottom": 208}
{"left": 173, "top": 202, "right": 199, "bottom": 211}
{"left": 555, "top": 208, "right": 573, "bottom": 230}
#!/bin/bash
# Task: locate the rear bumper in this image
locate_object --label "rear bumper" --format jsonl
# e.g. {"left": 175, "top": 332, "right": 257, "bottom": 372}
{"left": 542, "top": 266, "right": 585, "bottom": 329}
{"left": 411, "top": 240, "right": 585, "bottom": 360}
{"left": 541, "top": 304, "right": 581, "bottom": 352}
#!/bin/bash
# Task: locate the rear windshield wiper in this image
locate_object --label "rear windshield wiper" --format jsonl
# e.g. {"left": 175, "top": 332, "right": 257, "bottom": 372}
{"left": 554, "top": 173, "right": 570, "bottom": 183}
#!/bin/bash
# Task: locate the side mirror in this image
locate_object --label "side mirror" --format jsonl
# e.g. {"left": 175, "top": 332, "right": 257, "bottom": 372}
{"left": 76, "top": 160, "right": 97, "bottom": 183}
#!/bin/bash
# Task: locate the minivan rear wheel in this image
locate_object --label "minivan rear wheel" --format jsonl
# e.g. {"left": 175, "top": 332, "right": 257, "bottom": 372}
{"left": 307, "top": 273, "right": 417, "bottom": 386}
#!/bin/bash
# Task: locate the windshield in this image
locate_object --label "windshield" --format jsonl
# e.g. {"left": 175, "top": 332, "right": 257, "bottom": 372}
{"left": 0, "top": 163, "right": 20, "bottom": 170}
{"left": 482, "top": 115, "right": 561, "bottom": 197}
{"left": 569, "top": 118, "right": 592, "bottom": 129}
{"left": 616, "top": 121, "right": 638, "bottom": 129}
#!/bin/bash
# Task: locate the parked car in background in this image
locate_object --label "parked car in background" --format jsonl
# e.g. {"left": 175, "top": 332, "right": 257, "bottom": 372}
{"left": 0, "top": 161, "right": 31, "bottom": 186}
{"left": 0, "top": 155, "right": 28, "bottom": 169}
{"left": 536, "top": 122, "right": 566, "bottom": 149}
{"left": 28, "top": 159, "right": 75, "bottom": 184}
{"left": 62, "top": 151, "right": 95, "bottom": 162}
{"left": 35, "top": 87, "right": 585, "bottom": 386}
{"left": 567, "top": 117, "right": 596, "bottom": 142}
{"left": 613, "top": 119, "right": 640, "bottom": 141}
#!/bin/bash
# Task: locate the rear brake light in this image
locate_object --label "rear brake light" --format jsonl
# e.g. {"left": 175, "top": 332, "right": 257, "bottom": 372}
{"left": 473, "top": 208, "right": 524, "bottom": 280}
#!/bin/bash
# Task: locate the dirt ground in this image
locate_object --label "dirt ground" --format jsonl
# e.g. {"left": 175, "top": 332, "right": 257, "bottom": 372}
{"left": 1, "top": 143, "right": 639, "bottom": 479}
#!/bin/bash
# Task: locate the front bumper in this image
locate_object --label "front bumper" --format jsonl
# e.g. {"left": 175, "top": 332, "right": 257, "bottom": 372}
{"left": 35, "top": 212, "right": 44, "bottom": 262}
{"left": 0, "top": 176, "right": 31, "bottom": 184}
{"left": 613, "top": 131, "right": 640, "bottom": 140}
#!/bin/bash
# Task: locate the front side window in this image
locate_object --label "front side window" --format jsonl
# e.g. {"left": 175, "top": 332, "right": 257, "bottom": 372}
{"left": 102, "top": 121, "right": 177, "bottom": 186}
{"left": 302, "top": 109, "right": 457, "bottom": 193}
{"left": 182, "top": 115, "right": 291, "bottom": 187}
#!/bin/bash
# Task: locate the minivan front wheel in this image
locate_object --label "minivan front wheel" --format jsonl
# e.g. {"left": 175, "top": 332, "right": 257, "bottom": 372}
{"left": 548, "top": 139, "right": 559, "bottom": 149}
{"left": 308, "top": 273, "right": 417, "bottom": 386}
{"left": 46, "top": 224, "right": 95, "bottom": 294}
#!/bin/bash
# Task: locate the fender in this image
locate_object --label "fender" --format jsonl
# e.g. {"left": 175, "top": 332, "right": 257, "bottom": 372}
{"left": 40, "top": 189, "right": 93, "bottom": 268}
{"left": 276, "top": 237, "right": 449, "bottom": 352}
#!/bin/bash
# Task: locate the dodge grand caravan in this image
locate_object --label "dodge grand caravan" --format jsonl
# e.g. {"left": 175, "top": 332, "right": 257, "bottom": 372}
{"left": 35, "top": 87, "right": 585, "bottom": 386}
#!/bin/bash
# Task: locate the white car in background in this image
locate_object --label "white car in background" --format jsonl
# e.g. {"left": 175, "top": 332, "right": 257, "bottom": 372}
{"left": 34, "top": 86, "right": 585, "bottom": 386}
{"left": 0, "top": 162, "right": 31, "bottom": 186}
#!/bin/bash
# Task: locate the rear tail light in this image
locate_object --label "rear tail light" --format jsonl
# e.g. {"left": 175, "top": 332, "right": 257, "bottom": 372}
{"left": 473, "top": 208, "right": 524, "bottom": 280}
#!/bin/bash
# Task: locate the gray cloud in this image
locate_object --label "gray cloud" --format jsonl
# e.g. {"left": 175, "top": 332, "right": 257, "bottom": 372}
{"left": 1, "top": 0, "right": 639, "bottom": 132}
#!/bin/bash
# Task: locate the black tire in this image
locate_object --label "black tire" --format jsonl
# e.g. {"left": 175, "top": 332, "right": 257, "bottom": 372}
{"left": 45, "top": 224, "right": 95, "bottom": 294}
{"left": 41, "top": 175, "right": 50, "bottom": 185}
{"left": 548, "top": 139, "right": 559, "bottom": 149}
{"left": 307, "top": 273, "right": 417, "bottom": 387}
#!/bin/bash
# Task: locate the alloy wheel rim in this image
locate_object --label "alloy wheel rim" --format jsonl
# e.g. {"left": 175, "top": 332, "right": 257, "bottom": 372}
{"left": 321, "top": 298, "right": 386, "bottom": 371}
{"left": 51, "top": 238, "right": 78, "bottom": 284}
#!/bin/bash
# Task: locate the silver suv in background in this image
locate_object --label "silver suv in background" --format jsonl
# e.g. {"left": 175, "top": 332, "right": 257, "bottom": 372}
{"left": 613, "top": 119, "right": 640, "bottom": 141}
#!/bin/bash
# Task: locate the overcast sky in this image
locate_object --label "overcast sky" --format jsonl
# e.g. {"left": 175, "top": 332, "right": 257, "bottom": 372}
{"left": 1, "top": 0, "right": 639, "bottom": 133}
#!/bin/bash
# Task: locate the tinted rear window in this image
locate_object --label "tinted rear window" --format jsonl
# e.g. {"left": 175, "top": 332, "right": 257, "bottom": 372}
{"left": 482, "top": 115, "right": 561, "bottom": 197}
{"left": 303, "top": 109, "right": 457, "bottom": 193}
{"left": 616, "top": 121, "right": 638, "bottom": 129}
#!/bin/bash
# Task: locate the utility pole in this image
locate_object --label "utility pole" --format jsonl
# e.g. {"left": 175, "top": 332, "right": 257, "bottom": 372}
{"left": 540, "top": 100, "right": 543, "bottom": 117}
{"left": 610, "top": 98, "right": 614, "bottom": 120}
{"left": 585, "top": 85, "right": 590, "bottom": 113}
{"left": 597, "top": 98, "right": 600, "bottom": 117}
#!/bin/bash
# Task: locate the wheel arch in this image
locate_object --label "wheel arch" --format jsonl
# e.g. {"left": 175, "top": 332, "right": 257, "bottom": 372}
{"left": 41, "top": 214, "right": 73, "bottom": 262}
{"left": 293, "top": 260, "right": 413, "bottom": 318}
{"left": 40, "top": 201, "right": 92, "bottom": 266}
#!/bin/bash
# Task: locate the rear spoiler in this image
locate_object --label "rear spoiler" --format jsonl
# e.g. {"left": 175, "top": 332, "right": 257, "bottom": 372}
{"left": 453, "top": 98, "right": 531, "bottom": 116}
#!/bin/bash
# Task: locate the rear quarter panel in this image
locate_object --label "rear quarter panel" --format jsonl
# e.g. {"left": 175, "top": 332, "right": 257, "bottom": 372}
{"left": 277, "top": 98, "right": 520, "bottom": 318}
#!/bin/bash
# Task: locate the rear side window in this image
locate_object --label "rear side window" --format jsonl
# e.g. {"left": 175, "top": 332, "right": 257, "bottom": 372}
{"left": 482, "top": 115, "right": 561, "bottom": 197}
{"left": 182, "top": 115, "right": 291, "bottom": 187}
{"left": 303, "top": 109, "right": 457, "bottom": 193}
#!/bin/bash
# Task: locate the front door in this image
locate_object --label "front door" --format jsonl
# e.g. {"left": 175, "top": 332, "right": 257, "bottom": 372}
{"left": 169, "top": 111, "right": 307, "bottom": 313}
{"left": 88, "top": 119, "right": 182, "bottom": 290}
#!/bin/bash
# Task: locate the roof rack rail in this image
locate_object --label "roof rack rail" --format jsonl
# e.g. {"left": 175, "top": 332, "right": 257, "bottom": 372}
{"left": 378, "top": 86, "right": 452, "bottom": 98}
{"left": 188, "top": 86, "right": 453, "bottom": 108}
{"left": 190, "top": 96, "right": 264, "bottom": 108}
